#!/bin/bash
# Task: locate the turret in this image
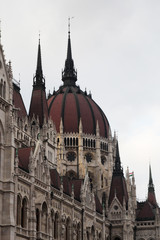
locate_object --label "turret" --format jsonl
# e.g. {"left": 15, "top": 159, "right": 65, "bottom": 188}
{"left": 29, "top": 39, "right": 48, "bottom": 127}
{"left": 108, "top": 142, "right": 128, "bottom": 208}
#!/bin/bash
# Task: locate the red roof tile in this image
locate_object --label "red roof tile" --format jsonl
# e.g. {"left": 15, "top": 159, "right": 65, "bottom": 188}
{"left": 48, "top": 86, "right": 110, "bottom": 137}
{"left": 136, "top": 201, "right": 156, "bottom": 221}
{"left": 50, "top": 169, "right": 61, "bottom": 190}
{"left": 13, "top": 84, "right": 27, "bottom": 119}
{"left": 18, "top": 147, "right": 33, "bottom": 172}
{"left": 29, "top": 88, "right": 48, "bottom": 127}
{"left": 108, "top": 175, "right": 128, "bottom": 208}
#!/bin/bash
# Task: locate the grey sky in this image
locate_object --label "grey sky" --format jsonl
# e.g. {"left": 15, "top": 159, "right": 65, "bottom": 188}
{"left": 1, "top": 0, "right": 160, "bottom": 202}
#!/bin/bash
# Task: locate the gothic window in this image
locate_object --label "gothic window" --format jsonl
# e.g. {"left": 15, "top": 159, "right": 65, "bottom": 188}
{"left": 87, "top": 231, "right": 90, "bottom": 240}
{"left": 3, "top": 81, "right": 6, "bottom": 99}
{"left": 114, "top": 238, "right": 121, "bottom": 240}
{"left": 21, "top": 198, "right": 27, "bottom": 228}
{"left": 41, "top": 202, "right": 47, "bottom": 233}
{"left": 36, "top": 208, "right": 40, "bottom": 231}
{"left": 76, "top": 138, "right": 78, "bottom": 146}
{"left": 70, "top": 138, "right": 72, "bottom": 146}
{"left": 73, "top": 137, "right": 75, "bottom": 146}
{"left": 101, "top": 156, "right": 106, "bottom": 165}
{"left": 77, "top": 223, "right": 81, "bottom": 240}
{"left": 99, "top": 232, "right": 102, "bottom": 239}
{"left": 101, "top": 174, "right": 104, "bottom": 188}
{"left": 0, "top": 60, "right": 2, "bottom": 69}
{"left": 67, "top": 151, "right": 76, "bottom": 162}
{"left": 54, "top": 212, "right": 58, "bottom": 239}
{"left": 51, "top": 210, "right": 54, "bottom": 237}
{"left": 85, "top": 153, "right": 92, "bottom": 163}
{"left": 66, "top": 218, "right": 70, "bottom": 240}
{"left": 17, "top": 195, "right": 21, "bottom": 226}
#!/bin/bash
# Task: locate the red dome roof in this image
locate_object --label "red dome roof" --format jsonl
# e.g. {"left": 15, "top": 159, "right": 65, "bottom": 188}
{"left": 48, "top": 86, "right": 110, "bottom": 138}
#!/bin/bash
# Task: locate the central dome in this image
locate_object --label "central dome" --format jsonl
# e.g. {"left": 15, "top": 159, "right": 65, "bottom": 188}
{"left": 48, "top": 32, "right": 110, "bottom": 138}
{"left": 48, "top": 85, "right": 110, "bottom": 138}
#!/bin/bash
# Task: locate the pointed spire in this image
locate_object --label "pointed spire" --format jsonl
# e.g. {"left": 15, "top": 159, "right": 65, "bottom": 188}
{"left": 149, "top": 164, "right": 154, "bottom": 190}
{"left": 62, "top": 18, "right": 77, "bottom": 86}
{"left": 148, "top": 164, "right": 157, "bottom": 206}
{"left": 113, "top": 142, "right": 123, "bottom": 175}
{"left": 33, "top": 38, "right": 45, "bottom": 88}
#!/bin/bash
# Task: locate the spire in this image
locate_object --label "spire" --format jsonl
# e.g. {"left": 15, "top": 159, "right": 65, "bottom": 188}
{"left": 113, "top": 142, "right": 123, "bottom": 175}
{"left": 33, "top": 38, "right": 45, "bottom": 88}
{"left": 148, "top": 164, "right": 154, "bottom": 191}
{"left": 148, "top": 164, "right": 157, "bottom": 206}
{"left": 62, "top": 18, "right": 77, "bottom": 86}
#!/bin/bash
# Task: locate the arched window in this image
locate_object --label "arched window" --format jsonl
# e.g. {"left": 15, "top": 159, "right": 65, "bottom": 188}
{"left": 114, "top": 237, "right": 121, "bottom": 240}
{"left": 73, "top": 138, "right": 75, "bottom": 146}
{"left": 66, "top": 218, "right": 70, "bottom": 240}
{"left": 21, "top": 198, "right": 27, "bottom": 228}
{"left": 87, "top": 231, "right": 90, "bottom": 240}
{"left": 91, "top": 226, "right": 95, "bottom": 239}
{"left": 41, "top": 202, "right": 47, "bottom": 233}
{"left": 36, "top": 208, "right": 40, "bottom": 232}
{"left": 3, "top": 82, "right": 6, "bottom": 99}
{"left": 54, "top": 212, "right": 58, "bottom": 239}
{"left": 77, "top": 223, "right": 81, "bottom": 240}
{"left": 51, "top": 210, "right": 54, "bottom": 237}
{"left": 17, "top": 195, "right": 21, "bottom": 225}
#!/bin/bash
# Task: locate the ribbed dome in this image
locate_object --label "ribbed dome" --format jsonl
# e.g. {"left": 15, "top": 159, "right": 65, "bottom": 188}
{"left": 48, "top": 85, "right": 110, "bottom": 138}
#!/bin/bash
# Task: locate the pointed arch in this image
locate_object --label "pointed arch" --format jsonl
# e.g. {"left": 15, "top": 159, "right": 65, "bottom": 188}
{"left": 41, "top": 202, "right": 48, "bottom": 233}
{"left": 65, "top": 217, "right": 71, "bottom": 240}
{"left": 54, "top": 212, "right": 59, "bottom": 239}
{"left": 36, "top": 208, "right": 40, "bottom": 232}
{"left": 21, "top": 197, "right": 28, "bottom": 228}
{"left": 17, "top": 194, "right": 22, "bottom": 226}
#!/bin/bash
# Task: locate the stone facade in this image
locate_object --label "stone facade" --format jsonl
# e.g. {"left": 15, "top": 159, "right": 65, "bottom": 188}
{"left": 0, "top": 31, "right": 160, "bottom": 240}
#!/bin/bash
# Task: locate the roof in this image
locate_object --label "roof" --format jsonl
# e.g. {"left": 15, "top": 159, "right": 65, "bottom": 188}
{"left": 48, "top": 86, "right": 110, "bottom": 137}
{"left": 70, "top": 179, "right": 83, "bottom": 201}
{"left": 108, "top": 142, "right": 128, "bottom": 207}
{"left": 29, "top": 41, "right": 48, "bottom": 127}
{"left": 29, "top": 88, "right": 48, "bottom": 126}
{"left": 18, "top": 147, "right": 33, "bottom": 172}
{"left": 50, "top": 169, "right": 61, "bottom": 190}
{"left": 136, "top": 201, "right": 156, "bottom": 221}
{"left": 13, "top": 83, "right": 27, "bottom": 118}
{"left": 108, "top": 174, "right": 128, "bottom": 207}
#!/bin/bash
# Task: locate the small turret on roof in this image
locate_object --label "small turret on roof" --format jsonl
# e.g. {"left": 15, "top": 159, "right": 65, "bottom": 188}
{"left": 108, "top": 142, "right": 128, "bottom": 208}
{"left": 29, "top": 39, "right": 48, "bottom": 127}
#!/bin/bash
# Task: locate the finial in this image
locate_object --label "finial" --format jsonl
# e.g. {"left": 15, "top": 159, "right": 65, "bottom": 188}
{"left": 38, "top": 31, "right": 41, "bottom": 44}
{"left": 68, "top": 17, "right": 70, "bottom": 36}
{"left": 68, "top": 17, "right": 74, "bottom": 37}
{"left": 19, "top": 73, "right": 21, "bottom": 86}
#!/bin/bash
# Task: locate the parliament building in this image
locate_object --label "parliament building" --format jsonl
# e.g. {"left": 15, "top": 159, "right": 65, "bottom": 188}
{"left": 0, "top": 27, "right": 160, "bottom": 240}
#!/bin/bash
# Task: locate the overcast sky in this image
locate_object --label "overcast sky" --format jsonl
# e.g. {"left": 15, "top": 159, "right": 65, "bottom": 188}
{"left": 1, "top": 0, "right": 160, "bottom": 202}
